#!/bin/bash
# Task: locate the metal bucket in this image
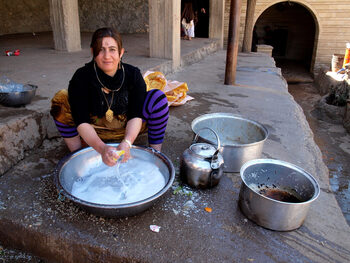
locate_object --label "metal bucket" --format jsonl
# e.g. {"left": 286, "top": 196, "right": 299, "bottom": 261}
{"left": 238, "top": 159, "right": 320, "bottom": 231}
{"left": 331, "top": 54, "right": 345, "bottom": 73}
{"left": 54, "top": 144, "right": 175, "bottom": 218}
{"left": 191, "top": 113, "right": 268, "bottom": 172}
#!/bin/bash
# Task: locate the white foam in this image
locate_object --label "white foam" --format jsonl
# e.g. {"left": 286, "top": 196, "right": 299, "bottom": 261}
{"left": 71, "top": 158, "right": 166, "bottom": 205}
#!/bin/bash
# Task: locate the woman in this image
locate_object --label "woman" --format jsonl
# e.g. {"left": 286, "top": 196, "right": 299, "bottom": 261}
{"left": 181, "top": 2, "right": 196, "bottom": 40}
{"left": 50, "top": 27, "right": 169, "bottom": 166}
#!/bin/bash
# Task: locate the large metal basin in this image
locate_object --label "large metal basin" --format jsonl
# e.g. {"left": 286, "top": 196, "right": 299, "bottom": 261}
{"left": 191, "top": 113, "right": 268, "bottom": 172}
{"left": 54, "top": 144, "right": 175, "bottom": 217}
{"left": 238, "top": 159, "right": 320, "bottom": 231}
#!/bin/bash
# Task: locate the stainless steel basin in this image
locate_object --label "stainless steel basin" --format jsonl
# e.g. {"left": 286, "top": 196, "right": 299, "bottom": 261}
{"left": 54, "top": 144, "right": 175, "bottom": 217}
{"left": 238, "top": 159, "right": 320, "bottom": 231}
{"left": 191, "top": 113, "right": 268, "bottom": 172}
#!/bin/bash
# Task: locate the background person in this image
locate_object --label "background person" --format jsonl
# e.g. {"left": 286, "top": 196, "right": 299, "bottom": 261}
{"left": 181, "top": 2, "right": 196, "bottom": 40}
{"left": 50, "top": 27, "right": 169, "bottom": 166}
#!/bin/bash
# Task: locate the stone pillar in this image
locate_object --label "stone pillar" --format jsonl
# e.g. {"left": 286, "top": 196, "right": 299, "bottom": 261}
{"left": 149, "top": 0, "right": 181, "bottom": 70}
{"left": 49, "top": 0, "right": 81, "bottom": 52}
{"left": 209, "top": 0, "right": 225, "bottom": 49}
{"left": 242, "top": 0, "right": 257, "bottom": 52}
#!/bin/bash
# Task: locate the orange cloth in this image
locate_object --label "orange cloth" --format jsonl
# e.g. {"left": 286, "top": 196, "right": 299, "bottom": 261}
{"left": 143, "top": 71, "right": 193, "bottom": 106}
{"left": 50, "top": 89, "right": 147, "bottom": 141}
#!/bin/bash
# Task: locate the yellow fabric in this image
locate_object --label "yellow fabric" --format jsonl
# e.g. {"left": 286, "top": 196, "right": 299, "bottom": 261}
{"left": 144, "top": 71, "right": 166, "bottom": 91}
{"left": 50, "top": 89, "right": 147, "bottom": 141}
{"left": 143, "top": 71, "right": 189, "bottom": 105}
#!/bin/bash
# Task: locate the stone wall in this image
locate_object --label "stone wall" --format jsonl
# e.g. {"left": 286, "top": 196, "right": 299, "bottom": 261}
{"left": 0, "top": 0, "right": 148, "bottom": 36}
{"left": 0, "top": 0, "right": 51, "bottom": 35}
{"left": 78, "top": 0, "right": 148, "bottom": 33}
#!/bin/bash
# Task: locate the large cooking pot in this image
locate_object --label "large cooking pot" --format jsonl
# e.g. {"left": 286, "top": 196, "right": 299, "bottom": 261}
{"left": 191, "top": 113, "right": 268, "bottom": 172}
{"left": 54, "top": 144, "right": 175, "bottom": 217}
{"left": 180, "top": 128, "right": 224, "bottom": 188}
{"left": 238, "top": 159, "right": 320, "bottom": 231}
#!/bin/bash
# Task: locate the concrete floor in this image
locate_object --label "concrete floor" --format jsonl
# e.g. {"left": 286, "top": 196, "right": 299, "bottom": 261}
{"left": 0, "top": 33, "right": 350, "bottom": 262}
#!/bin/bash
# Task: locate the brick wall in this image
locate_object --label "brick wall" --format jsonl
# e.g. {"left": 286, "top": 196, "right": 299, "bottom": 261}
{"left": 224, "top": 0, "right": 350, "bottom": 73}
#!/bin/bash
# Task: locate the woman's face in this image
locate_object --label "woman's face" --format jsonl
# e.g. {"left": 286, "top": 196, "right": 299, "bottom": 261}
{"left": 94, "top": 37, "right": 124, "bottom": 77}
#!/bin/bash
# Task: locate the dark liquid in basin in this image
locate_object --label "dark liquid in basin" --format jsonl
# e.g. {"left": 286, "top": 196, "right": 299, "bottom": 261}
{"left": 259, "top": 189, "right": 302, "bottom": 203}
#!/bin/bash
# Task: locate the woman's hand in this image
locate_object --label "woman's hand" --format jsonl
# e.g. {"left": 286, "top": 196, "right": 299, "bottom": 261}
{"left": 77, "top": 123, "right": 122, "bottom": 166}
{"left": 117, "top": 140, "right": 132, "bottom": 162}
{"left": 101, "top": 145, "right": 122, "bottom": 166}
{"left": 117, "top": 117, "right": 142, "bottom": 162}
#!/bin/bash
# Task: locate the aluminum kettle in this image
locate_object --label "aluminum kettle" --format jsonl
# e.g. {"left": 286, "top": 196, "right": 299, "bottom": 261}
{"left": 180, "top": 128, "right": 224, "bottom": 188}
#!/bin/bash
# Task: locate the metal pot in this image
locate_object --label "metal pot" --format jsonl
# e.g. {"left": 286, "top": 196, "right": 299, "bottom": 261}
{"left": 191, "top": 113, "right": 268, "bottom": 172}
{"left": 238, "top": 159, "right": 320, "bottom": 231}
{"left": 180, "top": 128, "right": 224, "bottom": 188}
{"left": 0, "top": 84, "right": 37, "bottom": 107}
{"left": 54, "top": 144, "right": 175, "bottom": 218}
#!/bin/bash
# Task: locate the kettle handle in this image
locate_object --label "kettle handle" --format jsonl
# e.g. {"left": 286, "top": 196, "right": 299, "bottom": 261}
{"left": 193, "top": 127, "right": 221, "bottom": 151}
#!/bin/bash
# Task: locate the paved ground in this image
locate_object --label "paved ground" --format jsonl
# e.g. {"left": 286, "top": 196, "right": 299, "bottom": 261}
{"left": 0, "top": 33, "right": 350, "bottom": 262}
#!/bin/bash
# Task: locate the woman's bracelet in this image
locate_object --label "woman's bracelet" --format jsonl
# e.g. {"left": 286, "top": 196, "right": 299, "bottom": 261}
{"left": 122, "top": 139, "right": 132, "bottom": 148}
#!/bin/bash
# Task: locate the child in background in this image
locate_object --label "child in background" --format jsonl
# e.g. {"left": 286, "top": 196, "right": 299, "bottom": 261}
{"left": 181, "top": 2, "right": 195, "bottom": 40}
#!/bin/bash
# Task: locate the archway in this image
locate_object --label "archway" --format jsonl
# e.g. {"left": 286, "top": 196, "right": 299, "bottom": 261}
{"left": 255, "top": 1, "right": 316, "bottom": 78}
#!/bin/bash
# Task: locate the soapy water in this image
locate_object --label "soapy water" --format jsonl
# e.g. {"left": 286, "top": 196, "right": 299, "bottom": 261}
{"left": 71, "top": 158, "right": 166, "bottom": 205}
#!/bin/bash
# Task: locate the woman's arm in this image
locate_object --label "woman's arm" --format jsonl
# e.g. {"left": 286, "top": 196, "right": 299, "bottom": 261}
{"left": 77, "top": 123, "right": 117, "bottom": 166}
{"left": 117, "top": 117, "right": 142, "bottom": 162}
{"left": 77, "top": 117, "right": 142, "bottom": 165}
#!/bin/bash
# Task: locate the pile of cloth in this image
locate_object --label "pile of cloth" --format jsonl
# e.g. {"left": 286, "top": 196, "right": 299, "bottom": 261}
{"left": 143, "top": 71, "right": 194, "bottom": 106}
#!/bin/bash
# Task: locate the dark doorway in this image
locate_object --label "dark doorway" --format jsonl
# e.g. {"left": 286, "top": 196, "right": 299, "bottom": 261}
{"left": 255, "top": 1, "right": 316, "bottom": 77}
{"left": 181, "top": 0, "right": 209, "bottom": 38}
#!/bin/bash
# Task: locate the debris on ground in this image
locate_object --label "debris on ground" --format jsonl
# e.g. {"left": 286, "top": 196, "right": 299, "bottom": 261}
{"left": 150, "top": 225, "right": 161, "bottom": 233}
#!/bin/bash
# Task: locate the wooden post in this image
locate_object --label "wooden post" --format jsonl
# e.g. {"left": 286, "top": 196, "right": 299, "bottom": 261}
{"left": 225, "top": 0, "right": 242, "bottom": 85}
{"left": 242, "top": 0, "right": 257, "bottom": 52}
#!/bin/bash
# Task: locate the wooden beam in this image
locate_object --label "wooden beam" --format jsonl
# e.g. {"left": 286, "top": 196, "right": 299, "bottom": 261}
{"left": 242, "top": 0, "right": 257, "bottom": 52}
{"left": 224, "top": 0, "right": 242, "bottom": 85}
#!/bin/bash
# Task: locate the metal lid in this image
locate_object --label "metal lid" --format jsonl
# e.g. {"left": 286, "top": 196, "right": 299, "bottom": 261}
{"left": 190, "top": 143, "right": 217, "bottom": 158}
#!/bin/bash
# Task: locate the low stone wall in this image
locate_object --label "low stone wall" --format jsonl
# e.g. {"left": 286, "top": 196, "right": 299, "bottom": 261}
{"left": 0, "top": 108, "right": 57, "bottom": 175}
{"left": 315, "top": 69, "right": 350, "bottom": 133}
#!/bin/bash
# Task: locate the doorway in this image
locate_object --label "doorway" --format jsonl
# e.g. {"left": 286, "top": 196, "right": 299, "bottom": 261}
{"left": 255, "top": 1, "right": 316, "bottom": 77}
{"left": 181, "top": 0, "right": 209, "bottom": 38}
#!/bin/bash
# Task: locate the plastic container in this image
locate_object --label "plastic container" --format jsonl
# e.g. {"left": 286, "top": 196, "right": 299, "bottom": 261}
{"left": 342, "top": 42, "right": 350, "bottom": 68}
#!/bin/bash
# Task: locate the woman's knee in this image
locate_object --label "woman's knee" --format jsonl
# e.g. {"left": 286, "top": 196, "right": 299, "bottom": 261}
{"left": 143, "top": 89, "right": 169, "bottom": 118}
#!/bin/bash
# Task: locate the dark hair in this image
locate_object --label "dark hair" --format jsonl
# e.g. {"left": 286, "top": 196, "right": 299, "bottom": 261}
{"left": 90, "top": 27, "right": 123, "bottom": 57}
{"left": 182, "top": 3, "right": 195, "bottom": 24}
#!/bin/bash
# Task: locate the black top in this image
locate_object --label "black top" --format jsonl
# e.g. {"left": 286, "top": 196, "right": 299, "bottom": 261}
{"left": 68, "top": 60, "right": 147, "bottom": 126}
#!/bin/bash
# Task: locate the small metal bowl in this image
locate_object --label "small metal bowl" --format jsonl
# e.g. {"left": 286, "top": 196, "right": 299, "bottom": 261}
{"left": 0, "top": 84, "right": 37, "bottom": 107}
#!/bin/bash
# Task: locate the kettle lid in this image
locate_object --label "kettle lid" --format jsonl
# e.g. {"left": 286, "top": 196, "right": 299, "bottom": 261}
{"left": 190, "top": 143, "right": 217, "bottom": 158}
